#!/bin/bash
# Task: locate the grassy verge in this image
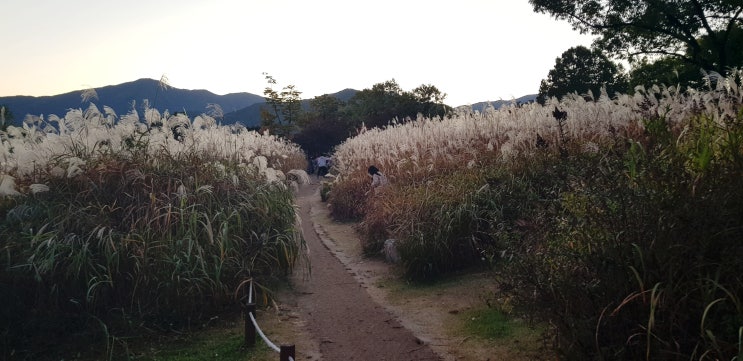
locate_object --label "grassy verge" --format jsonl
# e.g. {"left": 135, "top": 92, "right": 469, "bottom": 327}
{"left": 376, "top": 270, "right": 550, "bottom": 360}
{"left": 129, "top": 316, "right": 273, "bottom": 361}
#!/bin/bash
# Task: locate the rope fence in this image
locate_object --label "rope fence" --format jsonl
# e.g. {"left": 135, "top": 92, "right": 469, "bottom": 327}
{"left": 242, "top": 279, "right": 296, "bottom": 361}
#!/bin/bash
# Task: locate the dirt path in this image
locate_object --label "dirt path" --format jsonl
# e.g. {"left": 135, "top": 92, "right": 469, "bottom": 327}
{"left": 265, "top": 181, "right": 548, "bottom": 361}
{"left": 288, "top": 182, "right": 441, "bottom": 360}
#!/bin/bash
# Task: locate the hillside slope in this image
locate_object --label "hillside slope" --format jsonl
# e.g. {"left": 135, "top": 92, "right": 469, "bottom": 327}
{"left": 0, "top": 78, "right": 265, "bottom": 125}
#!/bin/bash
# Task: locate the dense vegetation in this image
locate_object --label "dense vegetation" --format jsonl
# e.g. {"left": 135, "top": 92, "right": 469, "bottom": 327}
{"left": 530, "top": 0, "right": 742, "bottom": 76}
{"left": 327, "top": 71, "right": 743, "bottom": 360}
{"left": 2, "top": 3, "right": 740, "bottom": 358}
{"left": 0, "top": 105, "right": 308, "bottom": 359}
{"left": 537, "top": 45, "right": 628, "bottom": 104}
{"left": 260, "top": 76, "right": 452, "bottom": 156}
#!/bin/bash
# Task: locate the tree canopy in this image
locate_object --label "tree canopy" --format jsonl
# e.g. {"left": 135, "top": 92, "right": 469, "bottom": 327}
{"left": 261, "top": 73, "right": 302, "bottom": 137}
{"left": 628, "top": 56, "right": 701, "bottom": 90}
{"left": 292, "top": 95, "right": 349, "bottom": 157}
{"left": 257, "top": 77, "right": 453, "bottom": 156}
{"left": 530, "top": 0, "right": 743, "bottom": 74}
{"left": 627, "top": 22, "right": 743, "bottom": 89}
{"left": 538, "top": 46, "right": 628, "bottom": 103}
{"left": 343, "top": 79, "right": 451, "bottom": 129}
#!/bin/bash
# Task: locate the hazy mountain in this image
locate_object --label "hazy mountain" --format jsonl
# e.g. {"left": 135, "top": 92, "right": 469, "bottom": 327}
{"left": 0, "top": 79, "right": 536, "bottom": 128}
{"left": 0, "top": 78, "right": 265, "bottom": 126}
{"left": 463, "top": 94, "right": 538, "bottom": 113}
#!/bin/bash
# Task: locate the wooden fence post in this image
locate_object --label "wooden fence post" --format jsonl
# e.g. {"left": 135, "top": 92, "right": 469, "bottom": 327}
{"left": 243, "top": 302, "right": 256, "bottom": 347}
{"left": 280, "top": 344, "right": 295, "bottom": 361}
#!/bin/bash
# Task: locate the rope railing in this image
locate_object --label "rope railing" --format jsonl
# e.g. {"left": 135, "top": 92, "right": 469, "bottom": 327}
{"left": 242, "top": 279, "right": 296, "bottom": 361}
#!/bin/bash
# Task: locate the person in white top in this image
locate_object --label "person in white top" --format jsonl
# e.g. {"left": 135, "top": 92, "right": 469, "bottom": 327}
{"left": 367, "top": 165, "right": 388, "bottom": 193}
{"left": 315, "top": 155, "right": 331, "bottom": 178}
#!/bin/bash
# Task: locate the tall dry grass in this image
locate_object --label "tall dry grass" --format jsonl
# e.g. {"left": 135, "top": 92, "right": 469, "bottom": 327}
{"left": 327, "top": 69, "right": 743, "bottom": 359}
{"left": 0, "top": 103, "right": 308, "bottom": 359}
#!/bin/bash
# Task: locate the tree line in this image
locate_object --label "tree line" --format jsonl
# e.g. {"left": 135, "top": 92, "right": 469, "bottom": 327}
{"left": 534, "top": 0, "right": 743, "bottom": 103}
{"left": 258, "top": 74, "right": 452, "bottom": 157}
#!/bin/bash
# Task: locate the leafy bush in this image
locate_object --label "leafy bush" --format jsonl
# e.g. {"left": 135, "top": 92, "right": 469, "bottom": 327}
{"left": 385, "top": 171, "right": 491, "bottom": 279}
{"left": 499, "top": 111, "right": 743, "bottom": 359}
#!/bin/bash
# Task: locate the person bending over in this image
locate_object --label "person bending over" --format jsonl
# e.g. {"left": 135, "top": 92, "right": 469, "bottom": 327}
{"left": 367, "top": 165, "right": 388, "bottom": 193}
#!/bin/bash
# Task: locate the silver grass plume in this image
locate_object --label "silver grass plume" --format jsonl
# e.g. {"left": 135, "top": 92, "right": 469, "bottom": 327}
{"left": 0, "top": 175, "right": 21, "bottom": 196}
{"left": 159, "top": 74, "right": 170, "bottom": 90}
{"left": 81, "top": 88, "right": 98, "bottom": 103}
{"left": 206, "top": 103, "right": 224, "bottom": 120}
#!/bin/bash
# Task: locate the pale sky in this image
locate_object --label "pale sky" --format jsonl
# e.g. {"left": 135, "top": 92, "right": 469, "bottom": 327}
{"left": 1, "top": 0, "right": 595, "bottom": 106}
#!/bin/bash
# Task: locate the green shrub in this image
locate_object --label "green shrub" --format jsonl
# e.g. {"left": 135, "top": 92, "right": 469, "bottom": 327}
{"left": 386, "top": 171, "right": 495, "bottom": 280}
{"left": 499, "top": 113, "right": 743, "bottom": 360}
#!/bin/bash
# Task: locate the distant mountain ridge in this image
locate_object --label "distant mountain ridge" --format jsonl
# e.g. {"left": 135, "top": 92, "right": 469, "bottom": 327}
{"left": 0, "top": 78, "right": 265, "bottom": 126}
{"left": 0, "top": 79, "right": 536, "bottom": 128}
{"left": 464, "top": 94, "right": 538, "bottom": 113}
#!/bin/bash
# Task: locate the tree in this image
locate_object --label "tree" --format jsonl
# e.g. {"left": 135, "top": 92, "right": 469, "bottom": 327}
{"left": 530, "top": 0, "right": 743, "bottom": 75}
{"left": 343, "top": 79, "right": 452, "bottom": 129}
{"left": 261, "top": 73, "right": 303, "bottom": 137}
{"left": 628, "top": 56, "right": 701, "bottom": 90}
{"left": 538, "top": 46, "right": 628, "bottom": 103}
{"left": 291, "top": 116, "right": 349, "bottom": 158}
{"left": 292, "top": 94, "right": 351, "bottom": 156}
{"left": 695, "top": 20, "right": 743, "bottom": 72}
{"left": 628, "top": 22, "right": 743, "bottom": 90}
{"left": 301, "top": 94, "right": 343, "bottom": 125}
{"left": 412, "top": 84, "right": 451, "bottom": 118}
{"left": 343, "top": 79, "right": 407, "bottom": 129}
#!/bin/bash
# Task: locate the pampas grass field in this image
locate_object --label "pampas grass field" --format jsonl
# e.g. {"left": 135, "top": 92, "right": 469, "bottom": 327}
{"left": 2, "top": 68, "right": 742, "bottom": 360}
{"left": 0, "top": 101, "right": 309, "bottom": 359}
{"left": 327, "top": 69, "right": 743, "bottom": 360}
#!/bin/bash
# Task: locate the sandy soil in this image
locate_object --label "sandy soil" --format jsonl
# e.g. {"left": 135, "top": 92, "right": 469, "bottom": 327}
{"left": 257, "top": 182, "right": 549, "bottom": 361}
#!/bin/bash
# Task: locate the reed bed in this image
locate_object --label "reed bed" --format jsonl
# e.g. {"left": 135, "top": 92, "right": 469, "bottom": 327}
{"left": 329, "top": 70, "right": 743, "bottom": 359}
{"left": 0, "top": 104, "right": 308, "bottom": 359}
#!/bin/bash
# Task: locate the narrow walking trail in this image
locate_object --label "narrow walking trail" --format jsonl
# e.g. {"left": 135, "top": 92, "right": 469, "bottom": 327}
{"left": 290, "top": 182, "right": 442, "bottom": 361}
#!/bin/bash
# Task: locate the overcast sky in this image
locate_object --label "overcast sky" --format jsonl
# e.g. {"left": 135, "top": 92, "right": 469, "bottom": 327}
{"left": 1, "top": 0, "right": 595, "bottom": 106}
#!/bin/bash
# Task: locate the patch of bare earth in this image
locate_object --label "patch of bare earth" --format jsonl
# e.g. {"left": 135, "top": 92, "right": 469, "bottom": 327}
{"left": 259, "top": 183, "right": 552, "bottom": 360}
